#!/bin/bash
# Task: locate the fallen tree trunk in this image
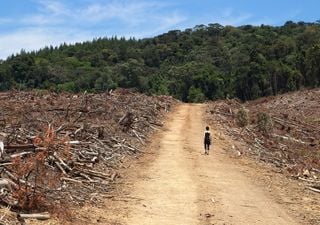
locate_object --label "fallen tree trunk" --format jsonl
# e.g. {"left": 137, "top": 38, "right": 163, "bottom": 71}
{"left": 308, "top": 187, "right": 320, "bottom": 194}
{"left": 18, "top": 213, "right": 50, "bottom": 220}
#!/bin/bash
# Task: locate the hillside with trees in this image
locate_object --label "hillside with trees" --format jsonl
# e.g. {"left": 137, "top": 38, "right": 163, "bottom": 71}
{"left": 0, "top": 21, "right": 320, "bottom": 102}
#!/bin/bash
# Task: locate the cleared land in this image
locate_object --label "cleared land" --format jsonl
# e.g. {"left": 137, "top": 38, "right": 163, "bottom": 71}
{"left": 79, "top": 104, "right": 318, "bottom": 225}
{"left": 1, "top": 89, "right": 319, "bottom": 224}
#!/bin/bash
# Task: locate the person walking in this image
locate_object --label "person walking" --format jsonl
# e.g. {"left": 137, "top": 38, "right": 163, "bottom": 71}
{"left": 204, "top": 126, "right": 212, "bottom": 155}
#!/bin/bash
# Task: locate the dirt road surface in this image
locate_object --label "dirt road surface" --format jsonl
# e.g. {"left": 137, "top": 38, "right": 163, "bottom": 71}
{"left": 90, "top": 103, "right": 302, "bottom": 225}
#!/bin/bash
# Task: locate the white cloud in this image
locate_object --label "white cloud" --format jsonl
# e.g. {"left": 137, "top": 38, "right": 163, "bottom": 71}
{"left": 214, "top": 8, "right": 252, "bottom": 26}
{"left": 21, "top": 0, "right": 176, "bottom": 26}
{"left": 152, "top": 12, "right": 187, "bottom": 33}
{"left": 0, "top": 0, "right": 187, "bottom": 59}
{"left": 21, "top": 14, "right": 64, "bottom": 26}
{"left": 0, "top": 28, "right": 93, "bottom": 59}
{"left": 0, "top": 18, "right": 13, "bottom": 24}
{"left": 21, "top": 0, "right": 70, "bottom": 25}
{"left": 116, "top": 12, "right": 187, "bottom": 38}
{"left": 36, "top": 0, "right": 69, "bottom": 15}
{"left": 218, "top": 14, "right": 252, "bottom": 26}
{"left": 79, "top": 1, "right": 176, "bottom": 26}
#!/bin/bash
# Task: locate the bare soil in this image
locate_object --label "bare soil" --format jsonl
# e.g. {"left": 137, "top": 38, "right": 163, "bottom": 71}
{"left": 23, "top": 103, "right": 320, "bottom": 225}
{"left": 69, "top": 103, "right": 320, "bottom": 225}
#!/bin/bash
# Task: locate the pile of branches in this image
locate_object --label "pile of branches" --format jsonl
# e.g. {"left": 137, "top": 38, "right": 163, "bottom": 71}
{"left": 0, "top": 89, "right": 176, "bottom": 222}
{"left": 207, "top": 89, "right": 320, "bottom": 193}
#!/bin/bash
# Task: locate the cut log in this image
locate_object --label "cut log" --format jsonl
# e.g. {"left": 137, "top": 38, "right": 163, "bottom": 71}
{"left": 0, "top": 179, "right": 10, "bottom": 188}
{"left": 4, "top": 144, "right": 35, "bottom": 153}
{"left": 298, "top": 177, "right": 320, "bottom": 183}
{"left": 110, "top": 172, "right": 117, "bottom": 181}
{"left": 75, "top": 168, "right": 110, "bottom": 179}
{"left": 61, "top": 177, "right": 82, "bottom": 184}
{"left": 18, "top": 213, "right": 50, "bottom": 220}
{"left": 0, "top": 141, "right": 4, "bottom": 158}
{"left": 54, "top": 161, "right": 67, "bottom": 175}
{"left": 132, "top": 130, "right": 145, "bottom": 144}
{"left": 308, "top": 187, "right": 320, "bottom": 194}
{"left": 10, "top": 151, "right": 33, "bottom": 158}
{"left": 272, "top": 134, "right": 307, "bottom": 145}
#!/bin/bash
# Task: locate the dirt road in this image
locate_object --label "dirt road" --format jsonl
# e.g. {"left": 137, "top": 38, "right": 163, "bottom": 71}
{"left": 98, "top": 104, "right": 299, "bottom": 225}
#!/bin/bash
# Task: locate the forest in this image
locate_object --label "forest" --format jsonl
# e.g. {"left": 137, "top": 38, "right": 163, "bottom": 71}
{"left": 0, "top": 21, "right": 320, "bottom": 102}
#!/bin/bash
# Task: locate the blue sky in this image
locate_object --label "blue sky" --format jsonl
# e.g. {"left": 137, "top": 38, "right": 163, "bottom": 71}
{"left": 0, "top": 0, "right": 319, "bottom": 59}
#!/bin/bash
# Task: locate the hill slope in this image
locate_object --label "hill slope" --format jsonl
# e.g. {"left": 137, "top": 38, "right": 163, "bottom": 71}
{"left": 207, "top": 88, "right": 320, "bottom": 181}
{"left": 1, "top": 21, "right": 320, "bottom": 101}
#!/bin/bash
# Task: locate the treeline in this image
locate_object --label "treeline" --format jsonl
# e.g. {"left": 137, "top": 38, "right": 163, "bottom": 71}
{"left": 0, "top": 21, "right": 320, "bottom": 102}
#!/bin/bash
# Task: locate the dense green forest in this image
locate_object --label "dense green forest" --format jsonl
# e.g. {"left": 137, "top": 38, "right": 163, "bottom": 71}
{"left": 1, "top": 21, "right": 320, "bottom": 102}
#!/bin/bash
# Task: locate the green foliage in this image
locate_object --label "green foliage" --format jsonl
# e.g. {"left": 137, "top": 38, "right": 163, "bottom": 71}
{"left": 237, "top": 108, "right": 249, "bottom": 127}
{"left": 257, "top": 112, "right": 273, "bottom": 134}
{"left": 57, "top": 81, "right": 76, "bottom": 92}
{"left": 1, "top": 21, "right": 320, "bottom": 102}
{"left": 187, "top": 86, "right": 205, "bottom": 103}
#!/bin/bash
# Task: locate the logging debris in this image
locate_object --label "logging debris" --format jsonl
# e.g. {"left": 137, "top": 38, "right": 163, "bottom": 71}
{"left": 0, "top": 89, "right": 176, "bottom": 223}
{"left": 206, "top": 89, "right": 320, "bottom": 190}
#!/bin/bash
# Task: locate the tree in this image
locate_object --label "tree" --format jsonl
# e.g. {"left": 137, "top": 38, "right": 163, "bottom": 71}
{"left": 187, "top": 86, "right": 205, "bottom": 103}
{"left": 305, "top": 44, "right": 320, "bottom": 86}
{"left": 0, "top": 21, "right": 319, "bottom": 101}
